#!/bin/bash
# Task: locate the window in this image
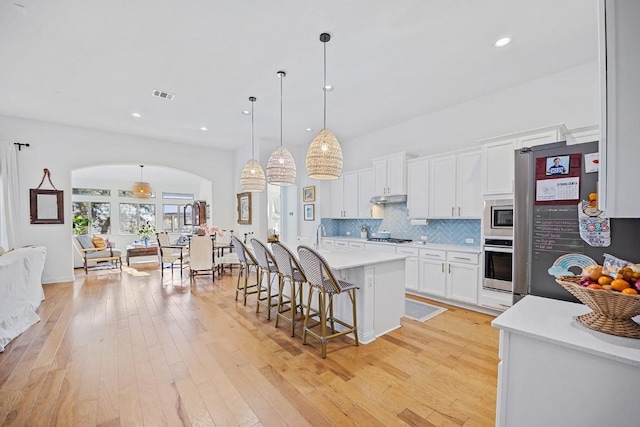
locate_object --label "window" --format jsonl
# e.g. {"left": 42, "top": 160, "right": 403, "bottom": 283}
{"left": 162, "top": 204, "right": 190, "bottom": 232}
{"left": 162, "top": 192, "right": 194, "bottom": 200}
{"left": 72, "top": 202, "right": 111, "bottom": 234}
{"left": 72, "top": 188, "right": 111, "bottom": 196}
{"left": 119, "top": 203, "right": 156, "bottom": 234}
{"left": 118, "top": 190, "right": 156, "bottom": 198}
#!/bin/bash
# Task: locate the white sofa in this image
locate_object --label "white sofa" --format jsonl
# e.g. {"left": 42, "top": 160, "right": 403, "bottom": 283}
{"left": 0, "top": 246, "right": 47, "bottom": 352}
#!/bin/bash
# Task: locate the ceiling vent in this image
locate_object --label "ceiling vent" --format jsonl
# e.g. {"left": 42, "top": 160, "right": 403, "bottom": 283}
{"left": 152, "top": 89, "right": 175, "bottom": 101}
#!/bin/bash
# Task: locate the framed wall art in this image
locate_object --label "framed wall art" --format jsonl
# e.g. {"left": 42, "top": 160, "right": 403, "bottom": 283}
{"left": 303, "top": 204, "right": 315, "bottom": 221}
{"left": 303, "top": 185, "right": 316, "bottom": 202}
{"left": 237, "top": 192, "right": 252, "bottom": 224}
{"left": 30, "top": 168, "right": 64, "bottom": 224}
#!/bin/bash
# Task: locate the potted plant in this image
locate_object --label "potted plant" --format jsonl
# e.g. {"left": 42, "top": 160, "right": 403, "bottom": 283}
{"left": 73, "top": 215, "right": 90, "bottom": 235}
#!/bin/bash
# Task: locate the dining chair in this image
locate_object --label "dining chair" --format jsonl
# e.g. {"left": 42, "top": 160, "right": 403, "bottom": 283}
{"left": 250, "top": 238, "right": 281, "bottom": 320}
{"left": 188, "top": 234, "right": 216, "bottom": 284}
{"left": 296, "top": 245, "right": 359, "bottom": 358}
{"left": 157, "top": 232, "right": 189, "bottom": 278}
{"left": 231, "top": 235, "right": 259, "bottom": 305}
{"left": 271, "top": 242, "right": 308, "bottom": 337}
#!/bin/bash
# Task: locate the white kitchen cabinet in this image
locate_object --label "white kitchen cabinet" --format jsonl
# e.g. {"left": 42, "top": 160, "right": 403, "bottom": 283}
{"left": 406, "top": 158, "right": 429, "bottom": 219}
{"left": 334, "top": 240, "right": 349, "bottom": 250}
{"left": 446, "top": 251, "right": 479, "bottom": 304}
{"left": 481, "top": 125, "right": 566, "bottom": 196}
{"left": 372, "top": 152, "right": 412, "bottom": 196}
{"left": 330, "top": 172, "right": 359, "bottom": 218}
{"left": 364, "top": 242, "right": 397, "bottom": 254}
{"left": 419, "top": 258, "right": 446, "bottom": 296}
{"left": 428, "top": 149, "right": 482, "bottom": 218}
{"left": 358, "top": 169, "right": 383, "bottom": 219}
{"left": 598, "top": 0, "right": 640, "bottom": 217}
{"left": 348, "top": 241, "right": 365, "bottom": 250}
{"left": 404, "top": 257, "right": 419, "bottom": 292}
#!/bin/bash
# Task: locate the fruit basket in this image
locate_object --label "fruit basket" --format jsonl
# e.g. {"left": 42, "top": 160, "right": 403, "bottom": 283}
{"left": 556, "top": 276, "right": 640, "bottom": 338}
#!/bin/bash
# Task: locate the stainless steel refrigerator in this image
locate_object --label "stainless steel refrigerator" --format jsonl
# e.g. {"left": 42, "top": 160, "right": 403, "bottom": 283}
{"left": 513, "top": 140, "right": 640, "bottom": 303}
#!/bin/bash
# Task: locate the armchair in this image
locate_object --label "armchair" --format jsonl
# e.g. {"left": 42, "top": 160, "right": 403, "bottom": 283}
{"left": 73, "top": 234, "right": 122, "bottom": 274}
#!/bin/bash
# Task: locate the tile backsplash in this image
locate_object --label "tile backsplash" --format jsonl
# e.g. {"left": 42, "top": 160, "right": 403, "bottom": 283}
{"left": 321, "top": 203, "right": 480, "bottom": 246}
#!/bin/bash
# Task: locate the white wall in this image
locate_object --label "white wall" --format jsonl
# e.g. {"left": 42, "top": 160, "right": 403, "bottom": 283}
{"left": 0, "top": 116, "right": 235, "bottom": 283}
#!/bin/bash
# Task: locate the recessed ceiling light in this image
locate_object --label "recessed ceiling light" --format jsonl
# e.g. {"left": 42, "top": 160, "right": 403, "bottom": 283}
{"left": 200, "top": 127, "right": 208, "bottom": 131}
{"left": 131, "top": 112, "right": 142, "bottom": 118}
{"left": 323, "top": 85, "right": 334, "bottom": 92}
{"left": 305, "top": 128, "right": 313, "bottom": 132}
{"left": 494, "top": 37, "right": 512, "bottom": 48}
{"left": 241, "top": 110, "right": 251, "bottom": 115}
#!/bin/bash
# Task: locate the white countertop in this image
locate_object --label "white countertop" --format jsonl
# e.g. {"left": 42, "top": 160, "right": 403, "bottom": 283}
{"left": 492, "top": 295, "right": 640, "bottom": 367}
{"left": 318, "top": 249, "right": 408, "bottom": 270}
{"left": 322, "top": 236, "right": 481, "bottom": 254}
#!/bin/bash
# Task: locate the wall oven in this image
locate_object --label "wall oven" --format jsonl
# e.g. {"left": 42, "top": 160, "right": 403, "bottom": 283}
{"left": 483, "top": 199, "right": 514, "bottom": 237}
{"left": 483, "top": 238, "right": 513, "bottom": 293}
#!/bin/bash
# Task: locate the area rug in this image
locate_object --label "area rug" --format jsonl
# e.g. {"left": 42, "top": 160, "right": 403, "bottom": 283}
{"left": 404, "top": 299, "right": 447, "bottom": 322}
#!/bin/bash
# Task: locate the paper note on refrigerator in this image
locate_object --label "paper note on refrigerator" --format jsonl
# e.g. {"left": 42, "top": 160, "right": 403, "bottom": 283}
{"left": 536, "top": 177, "right": 580, "bottom": 201}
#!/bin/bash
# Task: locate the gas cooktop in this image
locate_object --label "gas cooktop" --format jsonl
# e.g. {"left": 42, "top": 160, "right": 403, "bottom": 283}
{"left": 367, "top": 237, "right": 413, "bottom": 244}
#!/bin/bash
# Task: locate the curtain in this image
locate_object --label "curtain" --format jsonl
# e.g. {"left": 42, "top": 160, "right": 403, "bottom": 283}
{"left": 0, "top": 142, "right": 23, "bottom": 249}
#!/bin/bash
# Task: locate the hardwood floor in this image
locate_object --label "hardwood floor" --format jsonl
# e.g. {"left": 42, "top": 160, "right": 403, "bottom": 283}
{"left": 0, "top": 263, "right": 500, "bottom": 426}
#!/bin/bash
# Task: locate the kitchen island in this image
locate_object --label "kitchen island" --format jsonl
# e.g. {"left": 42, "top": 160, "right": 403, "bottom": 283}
{"left": 318, "top": 249, "right": 408, "bottom": 344}
{"left": 492, "top": 295, "right": 640, "bottom": 427}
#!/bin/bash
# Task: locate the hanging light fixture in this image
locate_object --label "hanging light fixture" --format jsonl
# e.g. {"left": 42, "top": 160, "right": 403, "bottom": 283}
{"left": 266, "top": 71, "right": 297, "bottom": 186}
{"left": 132, "top": 165, "right": 153, "bottom": 198}
{"left": 240, "top": 96, "right": 266, "bottom": 192}
{"left": 306, "top": 32, "right": 343, "bottom": 180}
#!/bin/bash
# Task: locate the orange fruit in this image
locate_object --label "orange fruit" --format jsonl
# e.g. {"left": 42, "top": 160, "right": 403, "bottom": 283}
{"left": 622, "top": 288, "right": 638, "bottom": 295}
{"left": 611, "top": 279, "right": 631, "bottom": 292}
{"left": 589, "top": 192, "right": 597, "bottom": 201}
{"left": 587, "top": 284, "right": 604, "bottom": 290}
{"left": 598, "top": 276, "right": 613, "bottom": 286}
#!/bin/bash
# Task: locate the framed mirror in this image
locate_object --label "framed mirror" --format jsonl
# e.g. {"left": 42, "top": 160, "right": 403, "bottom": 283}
{"left": 237, "top": 192, "right": 252, "bottom": 224}
{"left": 30, "top": 189, "right": 64, "bottom": 224}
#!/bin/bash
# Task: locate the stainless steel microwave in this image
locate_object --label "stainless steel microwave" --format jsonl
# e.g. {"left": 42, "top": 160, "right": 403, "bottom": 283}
{"left": 483, "top": 200, "right": 514, "bottom": 237}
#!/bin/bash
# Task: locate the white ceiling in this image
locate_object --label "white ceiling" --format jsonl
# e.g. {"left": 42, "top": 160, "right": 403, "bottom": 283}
{"left": 72, "top": 164, "right": 204, "bottom": 185}
{"left": 0, "top": 0, "right": 598, "bottom": 152}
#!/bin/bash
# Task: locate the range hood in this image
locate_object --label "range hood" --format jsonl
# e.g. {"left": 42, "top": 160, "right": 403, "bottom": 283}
{"left": 369, "top": 194, "right": 407, "bottom": 204}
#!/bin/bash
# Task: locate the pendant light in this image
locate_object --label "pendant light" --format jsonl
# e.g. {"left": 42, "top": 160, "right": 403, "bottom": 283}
{"left": 306, "top": 32, "right": 343, "bottom": 180}
{"left": 266, "top": 71, "right": 296, "bottom": 186}
{"left": 240, "top": 96, "right": 266, "bottom": 192}
{"left": 132, "top": 164, "right": 153, "bottom": 198}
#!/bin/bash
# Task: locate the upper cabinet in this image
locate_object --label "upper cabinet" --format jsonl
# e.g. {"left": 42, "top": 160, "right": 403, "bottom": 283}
{"left": 358, "top": 169, "right": 383, "bottom": 219}
{"left": 372, "top": 152, "right": 413, "bottom": 196}
{"left": 598, "top": 0, "right": 640, "bottom": 217}
{"left": 330, "top": 169, "right": 383, "bottom": 219}
{"left": 428, "top": 149, "right": 482, "bottom": 218}
{"left": 480, "top": 125, "right": 566, "bottom": 196}
{"left": 406, "top": 158, "right": 429, "bottom": 219}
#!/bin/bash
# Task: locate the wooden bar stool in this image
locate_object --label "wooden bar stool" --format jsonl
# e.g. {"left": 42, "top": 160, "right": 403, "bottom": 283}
{"left": 296, "top": 245, "right": 359, "bottom": 358}
{"left": 231, "top": 236, "right": 259, "bottom": 305}
{"left": 271, "top": 242, "right": 307, "bottom": 337}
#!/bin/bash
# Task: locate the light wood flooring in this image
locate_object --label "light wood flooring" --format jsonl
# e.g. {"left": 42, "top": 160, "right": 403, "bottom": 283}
{"left": 0, "top": 263, "right": 500, "bottom": 426}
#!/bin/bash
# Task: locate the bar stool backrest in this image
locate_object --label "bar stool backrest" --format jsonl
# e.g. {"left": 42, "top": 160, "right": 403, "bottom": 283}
{"left": 272, "top": 242, "right": 306, "bottom": 281}
{"left": 232, "top": 235, "right": 257, "bottom": 266}
{"left": 250, "top": 238, "right": 278, "bottom": 271}
{"left": 297, "top": 245, "right": 340, "bottom": 293}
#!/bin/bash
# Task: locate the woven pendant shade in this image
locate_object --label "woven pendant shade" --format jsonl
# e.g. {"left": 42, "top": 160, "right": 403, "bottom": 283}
{"left": 240, "top": 159, "right": 266, "bottom": 192}
{"left": 306, "top": 129, "right": 343, "bottom": 179}
{"left": 267, "top": 71, "right": 296, "bottom": 186}
{"left": 267, "top": 146, "right": 296, "bottom": 186}
{"left": 239, "top": 96, "right": 265, "bottom": 192}
{"left": 132, "top": 165, "right": 153, "bottom": 198}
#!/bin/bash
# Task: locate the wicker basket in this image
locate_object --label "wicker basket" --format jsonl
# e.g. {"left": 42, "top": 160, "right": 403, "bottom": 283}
{"left": 556, "top": 276, "right": 640, "bottom": 339}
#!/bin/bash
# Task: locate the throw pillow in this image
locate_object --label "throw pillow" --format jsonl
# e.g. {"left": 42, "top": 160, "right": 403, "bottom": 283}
{"left": 92, "top": 236, "right": 107, "bottom": 250}
{"left": 76, "top": 234, "right": 95, "bottom": 249}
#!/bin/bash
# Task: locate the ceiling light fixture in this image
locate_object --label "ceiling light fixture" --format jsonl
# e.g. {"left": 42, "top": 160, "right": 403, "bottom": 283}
{"left": 494, "top": 37, "right": 512, "bottom": 47}
{"left": 305, "top": 32, "right": 343, "bottom": 180}
{"left": 266, "top": 71, "right": 296, "bottom": 186}
{"left": 241, "top": 110, "right": 251, "bottom": 115}
{"left": 132, "top": 165, "right": 153, "bottom": 198}
{"left": 305, "top": 128, "right": 313, "bottom": 132}
{"left": 200, "top": 127, "right": 208, "bottom": 131}
{"left": 240, "top": 96, "right": 266, "bottom": 192}
{"left": 131, "top": 112, "right": 142, "bottom": 118}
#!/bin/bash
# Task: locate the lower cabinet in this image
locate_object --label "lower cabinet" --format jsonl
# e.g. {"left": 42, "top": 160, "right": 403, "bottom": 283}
{"left": 417, "top": 249, "right": 479, "bottom": 304}
{"left": 419, "top": 257, "right": 446, "bottom": 296}
{"left": 405, "top": 257, "right": 419, "bottom": 291}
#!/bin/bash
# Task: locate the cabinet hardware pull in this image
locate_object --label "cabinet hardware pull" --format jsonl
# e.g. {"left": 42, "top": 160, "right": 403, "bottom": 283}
{"left": 448, "top": 264, "right": 451, "bottom": 274}
{"left": 458, "top": 207, "right": 461, "bottom": 216}
{"left": 441, "top": 263, "right": 444, "bottom": 273}
{"left": 499, "top": 304, "right": 511, "bottom": 308}
{"left": 454, "top": 257, "right": 470, "bottom": 260}
{"left": 451, "top": 206, "right": 454, "bottom": 216}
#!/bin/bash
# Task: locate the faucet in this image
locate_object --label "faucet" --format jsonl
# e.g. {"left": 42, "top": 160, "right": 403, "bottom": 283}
{"left": 315, "top": 223, "right": 326, "bottom": 250}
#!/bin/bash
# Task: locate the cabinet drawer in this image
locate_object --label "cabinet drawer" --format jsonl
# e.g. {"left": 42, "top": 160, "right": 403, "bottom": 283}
{"left": 334, "top": 240, "right": 349, "bottom": 250}
{"left": 349, "top": 241, "right": 365, "bottom": 250}
{"left": 322, "top": 239, "right": 335, "bottom": 248}
{"left": 446, "top": 251, "right": 479, "bottom": 265}
{"left": 419, "top": 249, "right": 446, "bottom": 260}
{"left": 396, "top": 247, "right": 419, "bottom": 257}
